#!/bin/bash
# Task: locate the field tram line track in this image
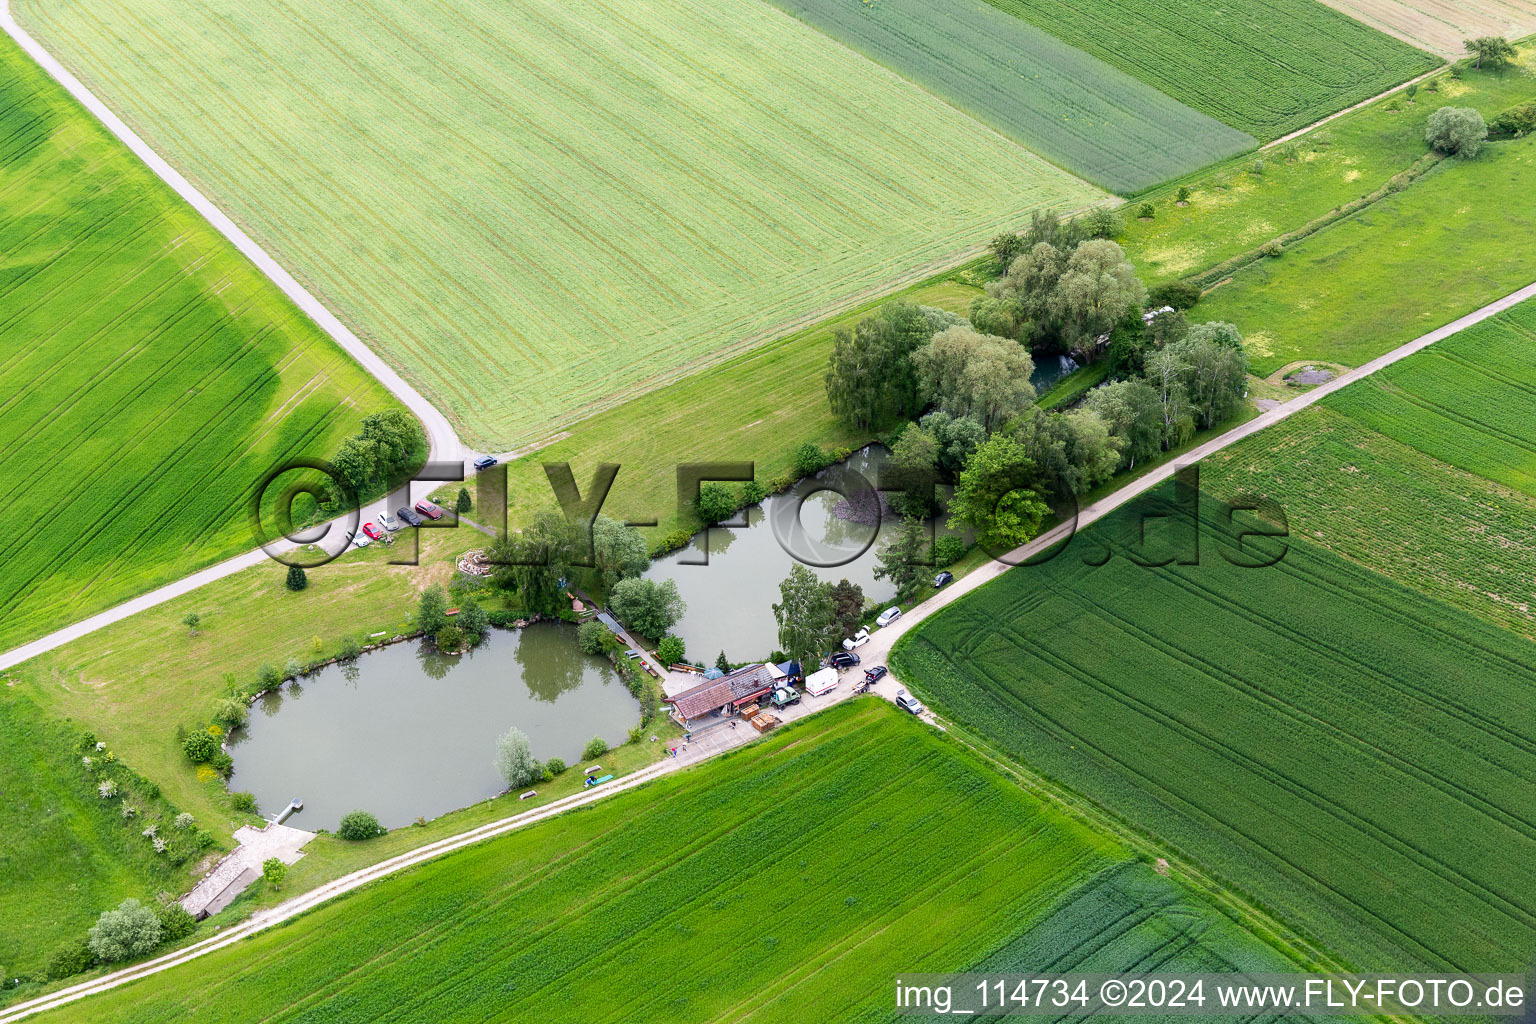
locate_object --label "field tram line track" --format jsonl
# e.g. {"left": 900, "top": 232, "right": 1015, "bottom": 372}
{"left": 1, "top": 0, "right": 462, "bottom": 465}
{"left": 390, "top": 736, "right": 932, "bottom": 1019}
{"left": 1071, "top": 574, "right": 1536, "bottom": 847}
{"left": 57, "top": 2, "right": 548, "bottom": 378}
{"left": 989, "top": 607, "right": 1536, "bottom": 939}
{"left": 885, "top": 642, "right": 1352, "bottom": 974}
{"left": 946, "top": 628, "right": 1464, "bottom": 969}
{"left": 982, "top": 616, "right": 1536, "bottom": 961}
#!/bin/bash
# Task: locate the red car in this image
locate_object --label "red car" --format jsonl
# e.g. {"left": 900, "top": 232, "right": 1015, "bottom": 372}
{"left": 414, "top": 500, "right": 445, "bottom": 520}
{"left": 361, "top": 522, "right": 383, "bottom": 541}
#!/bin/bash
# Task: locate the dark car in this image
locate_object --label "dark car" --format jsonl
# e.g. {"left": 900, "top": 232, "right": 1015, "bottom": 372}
{"left": 864, "top": 665, "right": 888, "bottom": 683}
{"left": 934, "top": 571, "right": 954, "bottom": 588}
{"left": 414, "top": 500, "right": 445, "bottom": 520}
{"left": 828, "top": 651, "right": 860, "bottom": 669}
{"left": 473, "top": 455, "right": 498, "bottom": 471}
{"left": 397, "top": 507, "right": 424, "bottom": 527}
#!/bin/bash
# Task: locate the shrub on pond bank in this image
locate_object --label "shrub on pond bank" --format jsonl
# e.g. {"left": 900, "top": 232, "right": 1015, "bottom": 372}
{"left": 337, "top": 811, "right": 385, "bottom": 841}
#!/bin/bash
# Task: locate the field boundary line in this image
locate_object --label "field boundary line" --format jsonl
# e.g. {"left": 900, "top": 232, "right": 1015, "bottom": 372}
{"left": 6, "top": 279, "right": 1534, "bottom": 1021}
{"left": 0, "top": 0, "right": 460, "bottom": 465}
{"left": 1261, "top": 65, "right": 1444, "bottom": 151}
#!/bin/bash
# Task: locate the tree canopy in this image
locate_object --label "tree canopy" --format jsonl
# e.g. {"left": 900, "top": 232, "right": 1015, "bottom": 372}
{"left": 913, "top": 327, "right": 1035, "bottom": 431}
{"left": 824, "top": 302, "right": 932, "bottom": 430}
{"left": 610, "top": 578, "right": 685, "bottom": 641}
{"left": 946, "top": 435, "right": 1050, "bottom": 553}
{"left": 1426, "top": 106, "right": 1488, "bottom": 157}
{"left": 772, "top": 564, "right": 841, "bottom": 670}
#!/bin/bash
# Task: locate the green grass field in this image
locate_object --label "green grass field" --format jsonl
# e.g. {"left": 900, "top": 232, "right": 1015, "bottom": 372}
{"left": 27, "top": 702, "right": 1304, "bottom": 1022}
{"left": 892, "top": 492, "right": 1536, "bottom": 972}
{"left": 757, "top": 0, "right": 1254, "bottom": 192}
{"left": 16, "top": 0, "right": 1103, "bottom": 449}
{"left": 1202, "top": 297, "right": 1536, "bottom": 639}
{"left": 0, "top": 38, "right": 404, "bottom": 655}
{"left": 1119, "top": 49, "right": 1536, "bottom": 284}
{"left": 976, "top": 0, "right": 1440, "bottom": 140}
{"left": 0, "top": 694, "right": 197, "bottom": 978}
{"left": 1197, "top": 131, "right": 1536, "bottom": 373}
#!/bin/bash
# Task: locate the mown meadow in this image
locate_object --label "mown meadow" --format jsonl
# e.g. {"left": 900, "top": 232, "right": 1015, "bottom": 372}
{"left": 0, "top": 37, "right": 403, "bottom": 654}
{"left": 893, "top": 490, "right": 1536, "bottom": 972}
{"left": 16, "top": 0, "right": 1102, "bottom": 448}
{"left": 759, "top": 0, "right": 1254, "bottom": 192}
{"left": 25, "top": 702, "right": 1306, "bottom": 1023}
{"left": 1120, "top": 48, "right": 1536, "bottom": 284}
{"left": 977, "top": 0, "right": 1439, "bottom": 140}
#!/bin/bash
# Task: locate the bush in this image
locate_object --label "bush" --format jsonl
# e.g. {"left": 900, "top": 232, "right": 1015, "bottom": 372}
{"left": 230, "top": 791, "right": 258, "bottom": 813}
{"left": 1136, "top": 202, "right": 1154, "bottom": 219}
{"left": 641, "top": 686, "right": 661, "bottom": 724}
{"left": 174, "top": 812, "right": 195, "bottom": 831}
{"left": 1249, "top": 159, "right": 1266, "bottom": 175}
{"left": 338, "top": 635, "right": 362, "bottom": 660}
{"left": 791, "top": 442, "right": 829, "bottom": 477}
{"left": 582, "top": 736, "right": 609, "bottom": 761}
{"left": 627, "top": 724, "right": 645, "bottom": 745}
{"left": 1490, "top": 100, "right": 1536, "bottom": 138}
{"left": 1261, "top": 240, "right": 1283, "bottom": 258}
{"left": 257, "top": 663, "right": 282, "bottom": 691}
{"left": 155, "top": 902, "right": 196, "bottom": 942}
{"left": 934, "top": 535, "right": 966, "bottom": 567}
{"left": 46, "top": 937, "right": 94, "bottom": 980}
{"left": 282, "top": 658, "right": 303, "bottom": 681}
{"left": 209, "top": 751, "right": 234, "bottom": 778}
{"left": 1426, "top": 106, "right": 1488, "bottom": 157}
{"left": 88, "top": 898, "right": 162, "bottom": 964}
{"left": 435, "top": 624, "right": 466, "bottom": 652}
{"left": 695, "top": 483, "right": 737, "bottom": 525}
{"left": 182, "top": 731, "right": 218, "bottom": 764}
{"left": 456, "top": 487, "right": 472, "bottom": 513}
{"left": 495, "top": 727, "right": 540, "bottom": 788}
{"left": 284, "top": 565, "right": 308, "bottom": 591}
{"left": 1175, "top": 185, "right": 1191, "bottom": 203}
{"left": 1147, "top": 280, "right": 1201, "bottom": 311}
{"left": 1081, "top": 206, "right": 1121, "bottom": 239}
{"left": 212, "top": 697, "right": 248, "bottom": 731}
{"left": 337, "top": 810, "right": 385, "bottom": 840}
{"left": 741, "top": 480, "right": 766, "bottom": 506}
{"left": 195, "top": 828, "right": 216, "bottom": 849}
{"left": 656, "top": 634, "right": 686, "bottom": 666}
{"left": 577, "top": 620, "right": 608, "bottom": 654}
{"left": 545, "top": 757, "right": 566, "bottom": 775}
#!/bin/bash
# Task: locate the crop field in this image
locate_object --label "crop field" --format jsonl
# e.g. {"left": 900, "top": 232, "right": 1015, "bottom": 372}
{"left": 757, "top": 0, "right": 1254, "bottom": 193}
{"left": 975, "top": 0, "right": 1440, "bottom": 140}
{"left": 21, "top": 702, "right": 1303, "bottom": 1023}
{"left": 1203, "top": 407, "right": 1536, "bottom": 641}
{"left": 892, "top": 493, "right": 1536, "bottom": 972}
{"left": 0, "top": 694, "right": 191, "bottom": 978}
{"left": 15, "top": 0, "right": 1102, "bottom": 450}
{"left": 1202, "top": 298, "right": 1536, "bottom": 639}
{"left": 0, "top": 39, "right": 402, "bottom": 654}
{"left": 1316, "top": 0, "right": 1536, "bottom": 56}
{"left": 1323, "top": 300, "right": 1536, "bottom": 497}
{"left": 1196, "top": 132, "right": 1536, "bottom": 373}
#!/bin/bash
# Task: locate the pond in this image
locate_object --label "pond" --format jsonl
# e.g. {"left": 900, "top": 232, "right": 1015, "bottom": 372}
{"left": 1030, "top": 352, "right": 1080, "bottom": 394}
{"left": 227, "top": 623, "right": 638, "bottom": 830}
{"left": 645, "top": 446, "right": 961, "bottom": 662}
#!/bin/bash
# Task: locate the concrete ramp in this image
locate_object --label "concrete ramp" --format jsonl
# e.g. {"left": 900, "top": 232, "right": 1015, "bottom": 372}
{"left": 181, "top": 822, "right": 314, "bottom": 919}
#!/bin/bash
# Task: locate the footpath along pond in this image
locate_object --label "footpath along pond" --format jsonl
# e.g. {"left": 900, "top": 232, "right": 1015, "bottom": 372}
{"left": 227, "top": 623, "right": 638, "bottom": 830}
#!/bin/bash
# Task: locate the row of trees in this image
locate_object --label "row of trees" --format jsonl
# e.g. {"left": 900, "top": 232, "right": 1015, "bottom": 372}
{"left": 328, "top": 410, "right": 427, "bottom": 503}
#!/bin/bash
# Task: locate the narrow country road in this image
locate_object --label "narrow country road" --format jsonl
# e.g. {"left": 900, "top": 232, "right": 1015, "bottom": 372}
{"left": 4, "top": 278, "right": 1534, "bottom": 1021}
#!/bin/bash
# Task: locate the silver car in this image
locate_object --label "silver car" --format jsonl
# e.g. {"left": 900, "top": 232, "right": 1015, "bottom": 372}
{"left": 895, "top": 689, "right": 924, "bottom": 716}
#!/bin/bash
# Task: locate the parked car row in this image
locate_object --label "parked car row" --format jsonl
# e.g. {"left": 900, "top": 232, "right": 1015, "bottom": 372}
{"left": 351, "top": 500, "right": 448, "bottom": 548}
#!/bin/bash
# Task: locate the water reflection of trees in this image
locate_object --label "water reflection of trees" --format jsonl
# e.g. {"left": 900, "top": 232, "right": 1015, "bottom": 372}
{"left": 416, "top": 641, "right": 458, "bottom": 681}
{"left": 517, "top": 625, "right": 599, "bottom": 703}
